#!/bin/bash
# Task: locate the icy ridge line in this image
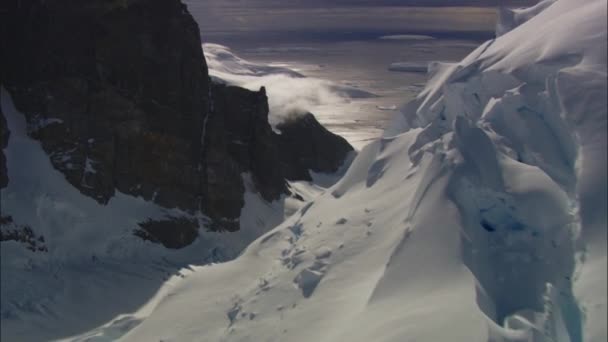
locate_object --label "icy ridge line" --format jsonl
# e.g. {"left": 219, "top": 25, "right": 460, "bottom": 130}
{"left": 386, "top": 0, "right": 606, "bottom": 340}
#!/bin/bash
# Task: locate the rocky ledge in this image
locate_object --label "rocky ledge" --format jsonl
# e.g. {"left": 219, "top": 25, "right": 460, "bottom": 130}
{"left": 0, "top": 0, "right": 353, "bottom": 248}
{"left": 0, "top": 104, "right": 8, "bottom": 189}
{"left": 276, "top": 112, "right": 353, "bottom": 181}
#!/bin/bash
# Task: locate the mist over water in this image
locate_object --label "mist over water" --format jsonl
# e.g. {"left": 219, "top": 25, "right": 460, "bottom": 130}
{"left": 188, "top": 3, "right": 485, "bottom": 148}
{"left": 205, "top": 37, "right": 479, "bottom": 149}
{"left": 204, "top": 43, "right": 377, "bottom": 130}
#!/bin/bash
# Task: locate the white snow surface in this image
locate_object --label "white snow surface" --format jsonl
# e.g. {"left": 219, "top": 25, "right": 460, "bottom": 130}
{"left": 2, "top": 0, "right": 606, "bottom": 341}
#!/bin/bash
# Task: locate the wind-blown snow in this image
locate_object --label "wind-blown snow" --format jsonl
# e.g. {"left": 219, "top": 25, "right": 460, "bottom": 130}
{"left": 3, "top": 0, "right": 606, "bottom": 341}
{"left": 204, "top": 43, "right": 377, "bottom": 127}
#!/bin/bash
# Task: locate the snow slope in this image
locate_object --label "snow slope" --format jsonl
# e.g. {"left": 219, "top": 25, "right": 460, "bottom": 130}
{"left": 72, "top": 1, "right": 603, "bottom": 341}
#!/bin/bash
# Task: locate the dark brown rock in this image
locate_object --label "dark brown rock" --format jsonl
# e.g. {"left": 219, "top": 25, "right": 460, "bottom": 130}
{"left": 134, "top": 216, "right": 199, "bottom": 249}
{"left": 276, "top": 112, "right": 354, "bottom": 181}
{"left": 205, "top": 84, "right": 287, "bottom": 231}
{"left": 0, "top": 105, "right": 8, "bottom": 190}
{"left": 0, "top": 0, "right": 354, "bottom": 248}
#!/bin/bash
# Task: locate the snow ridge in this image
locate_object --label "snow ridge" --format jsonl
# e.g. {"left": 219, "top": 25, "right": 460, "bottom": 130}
{"left": 387, "top": 0, "right": 606, "bottom": 339}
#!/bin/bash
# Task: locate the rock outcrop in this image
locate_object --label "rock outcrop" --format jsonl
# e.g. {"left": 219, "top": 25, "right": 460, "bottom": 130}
{"left": 0, "top": 105, "right": 8, "bottom": 190}
{"left": 276, "top": 112, "right": 353, "bottom": 181}
{"left": 2, "top": 0, "right": 210, "bottom": 212}
{"left": 205, "top": 84, "right": 287, "bottom": 230}
{"left": 134, "top": 216, "right": 199, "bottom": 249}
{"left": 0, "top": 0, "right": 353, "bottom": 247}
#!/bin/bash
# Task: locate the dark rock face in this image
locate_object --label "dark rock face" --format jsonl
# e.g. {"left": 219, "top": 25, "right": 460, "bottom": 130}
{"left": 276, "top": 113, "right": 354, "bottom": 181}
{"left": 205, "top": 84, "right": 287, "bottom": 231}
{"left": 0, "top": 0, "right": 353, "bottom": 248}
{"left": 0, "top": 216, "right": 47, "bottom": 252}
{"left": 134, "top": 217, "right": 199, "bottom": 249}
{"left": 0, "top": 106, "right": 8, "bottom": 190}
{"left": 2, "top": 0, "right": 209, "bottom": 210}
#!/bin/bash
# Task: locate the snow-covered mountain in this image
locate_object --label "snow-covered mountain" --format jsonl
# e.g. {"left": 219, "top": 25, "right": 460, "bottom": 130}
{"left": 0, "top": 1, "right": 352, "bottom": 340}
{"left": 65, "top": 0, "right": 605, "bottom": 341}
{"left": 2, "top": 0, "right": 606, "bottom": 341}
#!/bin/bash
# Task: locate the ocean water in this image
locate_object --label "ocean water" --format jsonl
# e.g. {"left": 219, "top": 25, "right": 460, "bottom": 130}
{"left": 229, "top": 38, "right": 480, "bottom": 148}
{"left": 185, "top": 2, "right": 485, "bottom": 148}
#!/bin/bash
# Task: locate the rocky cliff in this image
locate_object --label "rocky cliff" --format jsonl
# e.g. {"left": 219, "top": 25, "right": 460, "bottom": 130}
{"left": 0, "top": 0, "right": 353, "bottom": 247}
{"left": 0, "top": 104, "right": 8, "bottom": 190}
{"left": 276, "top": 112, "right": 353, "bottom": 181}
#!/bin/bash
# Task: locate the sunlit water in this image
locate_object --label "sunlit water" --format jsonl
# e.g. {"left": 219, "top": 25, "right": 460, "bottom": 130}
{"left": 228, "top": 39, "right": 480, "bottom": 148}
{"left": 184, "top": 1, "right": 491, "bottom": 148}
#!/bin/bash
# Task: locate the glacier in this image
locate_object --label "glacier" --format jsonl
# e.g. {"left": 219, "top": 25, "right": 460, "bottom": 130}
{"left": 2, "top": 0, "right": 606, "bottom": 341}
